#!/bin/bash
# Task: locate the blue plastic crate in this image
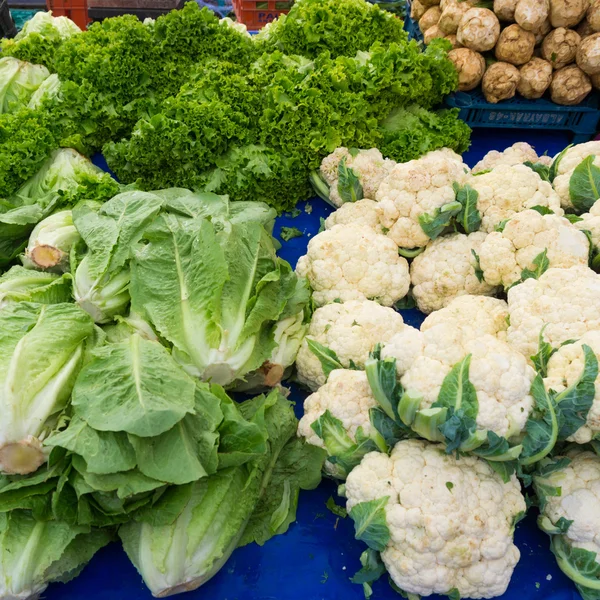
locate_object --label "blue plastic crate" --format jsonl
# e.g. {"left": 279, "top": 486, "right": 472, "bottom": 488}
{"left": 404, "top": 0, "right": 600, "bottom": 142}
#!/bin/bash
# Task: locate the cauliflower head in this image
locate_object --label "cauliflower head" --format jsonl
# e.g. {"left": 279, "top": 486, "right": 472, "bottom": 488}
{"left": 469, "top": 164, "right": 563, "bottom": 233}
{"left": 324, "top": 199, "right": 386, "bottom": 235}
{"left": 295, "top": 300, "right": 408, "bottom": 391}
{"left": 375, "top": 149, "right": 469, "bottom": 248}
{"left": 297, "top": 369, "right": 377, "bottom": 476}
{"left": 319, "top": 148, "right": 396, "bottom": 208}
{"left": 553, "top": 141, "right": 600, "bottom": 210}
{"left": 410, "top": 232, "right": 499, "bottom": 314}
{"left": 479, "top": 209, "right": 590, "bottom": 288}
{"left": 401, "top": 333, "right": 535, "bottom": 438}
{"left": 345, "top": 439, "right": 526, "bottom": 599}
{"left": 471, "top": 142, "right": 547, "bottom": 174}
{"left": 545, "top": 331, "right": 600, "bottom": 443}
{"left": 296, "top": 224, "right": 410, "bottom": 307}
{"left": 576, "top": 198, "right": 600, "bottom": 248}
{"left": 507, "top": 266, "right": 600, "bottom": 359}
{"left": 535, "top": 449, "right": 600, "bottom": 580}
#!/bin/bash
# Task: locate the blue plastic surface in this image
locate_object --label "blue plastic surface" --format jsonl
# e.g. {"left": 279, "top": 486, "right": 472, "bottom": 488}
{"left": 44, "top": 129, "right": 580, "bottom": 600}
{"left": 404, "top": 0, "right": 600, "bottom": 141}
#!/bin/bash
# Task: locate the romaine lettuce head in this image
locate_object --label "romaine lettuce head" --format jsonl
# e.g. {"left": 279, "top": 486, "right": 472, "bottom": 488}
{"left": 0, "top": 57, "right": 49, "bottom": 115}
{"left": 119, "top": 391, "right": 325, "bottom": 597}
{"left": 130, "top": 214, "right": 309, "bottom": 387}
{"left": 22, "top": 209, "right": 80, "bottom": 272}
{"left": 0, "top": 302, "right": 95, "bottom": 476}
{"left": 0, "top": 510, "right": 110, "bottom": 600}
{"left": 0, "top": 265, "right": 72, "bottom": 307}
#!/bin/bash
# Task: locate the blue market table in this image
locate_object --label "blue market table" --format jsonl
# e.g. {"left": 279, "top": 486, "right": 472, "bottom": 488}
{"left": 46, "top": 128, "right": 584, "bottom": 600}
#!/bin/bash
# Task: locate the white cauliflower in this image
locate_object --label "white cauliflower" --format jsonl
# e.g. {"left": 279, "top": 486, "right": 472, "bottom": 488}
{"left": 345, "top": 439, "right": 526, "bottom": 599}
{"left": 324, "top": 199, "right": 386, "bottom": 234}
{"left": 534, "top": 449, "right": 600, "bottom": 593}
{"left": 410, "top": 232, "right": 499, "bottom": 314}
{"left": 471, "top": 142, "right": 549, "bottom": 173}
{"left": 319, "top": 148, "right": 396, "bottom": 207}
{"left": 507, "top": 266, "right": 600, "bottom": 359}
{"left": 576, "top": 198, "right": 600, "bottom": 248}
{"left": 295, "top": 224, "right": 410, "bottom": 307}
{"left": 478, "top": 209, "right": 590, "bottom": 288}
{"left": 295, "top": 300, "right": 409, "bottom": 391}
{"left": 401, "top": 334, "right": 535, "bottom": 438}
{"left": 552, "top": 141, "right": 600, "bottom": 210}
{"left": 470, "top": 164, "right": 563, "bottom": 233}
{"left": 297, "top": 369, "right": 378, "bottom": 476}
{"left": 545, "top": 331, "right": 600, "bottom": 443}
{"left": 375, "top": 149, "right": 470, "bottom": 248}
{"left": 382, "top": 295, "right": 510, "bottom": 375}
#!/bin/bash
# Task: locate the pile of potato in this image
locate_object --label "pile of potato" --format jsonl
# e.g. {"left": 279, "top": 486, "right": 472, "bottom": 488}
{"left": 413, "top": 0, "right": 600, "bottom": 105}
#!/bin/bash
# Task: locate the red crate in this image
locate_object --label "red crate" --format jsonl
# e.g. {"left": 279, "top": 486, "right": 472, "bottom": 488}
{"left": 47, "top": 0, "right": 90, "bottom": 28}
{"left": 232, "top": 0, "right": 292, "bottom": 29}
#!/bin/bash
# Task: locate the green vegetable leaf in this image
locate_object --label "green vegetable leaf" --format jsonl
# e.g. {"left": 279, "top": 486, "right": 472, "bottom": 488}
{"left": 524, "top": 162, "right": 550, "bottom": 182}
{"left": 549, "top": 144, "right": 572, "bottom": 183}
{"left": 306, "top": 338, "right": 345, "bottom": 379}
{"left": 554, "top": 344, "right": 599, "bottom": 440}
{"left": 337, "top": 157, "right": 363, "bottom": 204}
{"left": 326, "top": 496, "right": 347, "bottom": 518}
{"left": 394, "top": 293, "right": 416, "bottom": 310}
{"left": 569, "top": 155, "right": 600, "bottom": 213}
{"left": 350, "top": 548, "right": 386, "bottom": 600}
{"left": 365, "top": 351, "right": 401, "bottom": 422}
{"left": 565, "top": 214, "right": 584, "bottom": 224}
{"left": 551, "top": 536, "right": 600, "bottom": 594}
{"left": 495, "top": 219, "right": 509, "bottom": 233}
{"left": 280, "top": 226, "right": 304, "bottom": 242}
{"left": 519, "top": 249, "right": 549, "bottom": 283}
{"left": 471, "top": 249, "right": 484, "bottom": 283}
{"left": 454, "top": 182, "right": 481, "bottom": 233}
{"left": 529, "top": 205, "right": 554, "bottom": 215}
{"left": 418, "top": 201, "right": 462, "bottom": 240}
{"left": 531, "top": 326, "right": 556, "bottom": 377}
{"left": 349, "top": 497, "right": 390, "bottom": 552}
{"left": 71, "top": 334, "right": 196, "bottom": 438}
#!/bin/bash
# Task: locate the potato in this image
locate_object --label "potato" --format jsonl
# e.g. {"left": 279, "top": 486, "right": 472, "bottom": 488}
{"left": 495, "top": 23, "right": 536, "bottom": 64}
{"left": 457, "top": 8, "right": 501, "bottom": 51}
{"left": 588, "top": 0, "right": 600, "bottom": 31}
{"left": 515, "top": 0, "right": 550, "bottom": 31}
{"left": 494, "top": 0, "right": 519, "bottom": 21}
{"left": 550, "top": 64, "right": 592, "bottom": 103}
{"left": 424, "top": 24, "right": 446, "bottom": 43}
{"left": 482, "top": 61, "right": 521, "bottom": 101}
{"left": 542, "top": 27, "right": 581, "bottom": 68}
{"left": 448, "top": 47, "right": 487, "bottom": 89}
{"left": 577, "top": 32, "right": 600, "bottom": 73}
{"left": 445, "top": 33, "right": 464, "bottom": 47}
{"left": 419, "top": 6, "right": 442, "bottom": 32}
{"left": 549, "top": 0, "right": 588, "bottom": 28}
{"left": 411, "top": 0, "right": 428, "bottom": 21}
{"left": 518, "top": 57, "right": 554, "bottom": 96}
{"left": 439, "top": 1, "right": 472, "bottom": 33}
{"left": 577, "top": 17, "right": 596, "bottom": 38}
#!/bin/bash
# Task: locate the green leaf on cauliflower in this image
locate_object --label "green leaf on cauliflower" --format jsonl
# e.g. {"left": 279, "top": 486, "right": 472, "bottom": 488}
{"left": 349, "top": 497, "right": 390, "bottom": 552}
{"left": 453, "top": 183, "right": 481, "bottom": 234}
{"left": 350, "top": 548, "right": 386, "bottom": 599}
{"left": 531, "top": 326, "right": 557, "bottom": 377}
{"left": 549, "top": 144, "right": 572, "bottom": 183}
{"left": 550, "top": 535, "right": 600, "bottom": 597}
{"left": 306, "top": 339, "right": 345, "bottom": 379}
{"left": 418, "top": 200, "right": 462, "bottom": 240}
{"left": 520, "top": 249, "right": 550, "bottom": 283}
{"left": 524, "top": 162, "right": 551, "bottom": 182}
{"left": 569, "top": 155, "right": 600, "bottom": 213}
{"left": 337, "top": 157, "right": 364, "bottom": 204}
{"left": 470, "top": 249, "right": 484, "bottom": 283}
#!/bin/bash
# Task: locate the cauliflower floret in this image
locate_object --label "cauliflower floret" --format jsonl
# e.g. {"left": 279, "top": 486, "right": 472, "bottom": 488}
{"left": 375, "top": 149, "right": 469, "bottom": 248}
{"left": 295, "top": 300, "right": 408, "bottom": 391}
{"left": 319, "top": 148, "right": 395, "bottom": 208}
{"left": 479, "top": 209, "right": 590, "bottom": 288}
{"left": 552, "top": 141, "right": 600, "bottom": 210}
{"left": 536, "top": 450, "right": 600, "bottom": 559}
{"left": 470, "top": 164, "right": 563, "bottom": 233}
{"left": 295, "top": 224, "right": 410, "bottom": 307}
{"left": 545, "top": 331, "right": 600, "bottom": 443}
{"left": 507, "top": 266, "right": 600, "bottom": 359}
{"left": 402, "top": 334, "right": 535, "bottom": 438}
{"left": 345, "top": 440, "right": 526, "bottom": 599}
{"left": 297, "top": 369, "right": 377, "bottom": 476}
{"left": 324, "top": 199, "right": 386, "bottom": 234}
{"left": 380, "top": 325, "right": 425, "bottom": 376}
{"left": 471, "top": 142, "right": 545, "bottom": 174}
{"left": 576, "top": 198, "right": 600, "bottom": 248}
{"left": 410, "top": 232, "right": 499, "bottom": 314}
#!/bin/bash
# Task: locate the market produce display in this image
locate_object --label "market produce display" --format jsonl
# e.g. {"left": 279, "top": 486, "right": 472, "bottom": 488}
{"left": 295, "top": 138, "right": 600, "bottom": 600}
{"left": 412, "top": 0, "right": 600, "bottom": 104}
